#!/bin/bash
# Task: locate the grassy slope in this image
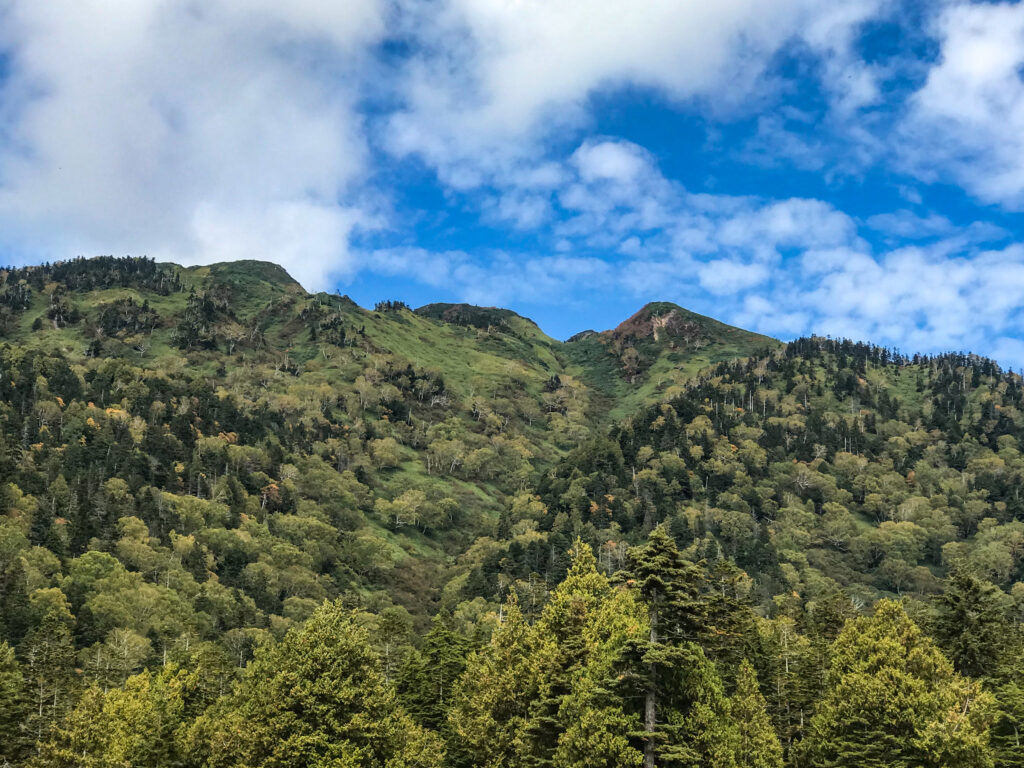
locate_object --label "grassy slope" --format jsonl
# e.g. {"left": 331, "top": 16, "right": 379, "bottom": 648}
{"left": 562, "top": 302, "right": 782, "bottom": 420}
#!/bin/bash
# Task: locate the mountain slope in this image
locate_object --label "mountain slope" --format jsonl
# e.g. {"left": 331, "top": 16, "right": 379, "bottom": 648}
{"left": 0, "top": 257, "right": 601, "bottom": 622}
{"left": 564, "top": 300, "right": 780, "bottom": 418}
{"left": 3, "top": 256, "right": 1024, "bottom": 767}
{"left": 6, "top": 258, "right": 1023, "bottom": 636}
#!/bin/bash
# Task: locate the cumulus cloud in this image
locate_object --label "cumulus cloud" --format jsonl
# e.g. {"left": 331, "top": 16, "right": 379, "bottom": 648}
{"left": 902, "top": 1, "right": 1024, "bottom": 208}
{"left": 865, "top": 210, "right": 1008, "bottom": 246}
{"left": 795, "top": 245, "right": 1024, "bottom": 356}
{"left": 865, "top": 210, "right": 958, "bottom": 240}
{"left": 0, "top": 0, "right": 385, "bottom": 288}
{"left": 572, "top": 140, "right": 654, "bottom": 185}
{"left": 386, "top": 0, "right": 882, "bottom": 186}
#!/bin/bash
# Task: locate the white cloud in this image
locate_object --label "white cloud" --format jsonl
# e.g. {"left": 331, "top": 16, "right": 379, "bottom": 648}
{"left": 866, "top": 209, "right": 1009, "bottom": 246}
{"left": 186, "top": 202, "right": 368, "bottom": 290}
{"left": 785, "top": 244, "right": 1024, "bottom": 359}
{"left": 698, "top": 260, "right": 771, "bottom": 295}
{"left": 387, "top": 0, "right": 881, "bottom": 187}
{"left": 0, "top": 0, "right": 385, "bottom": 288}
{"left": 715, "top": 199, "right": 860, "bottom": 255}
{"left": 571, "top": 140, "right": 653, "bottom": 185}
{"left": 902, "top": 2, "right": 1024, "bottom": 208}
{"left": 865, "top": 210, "right": 957, "bottom": 239}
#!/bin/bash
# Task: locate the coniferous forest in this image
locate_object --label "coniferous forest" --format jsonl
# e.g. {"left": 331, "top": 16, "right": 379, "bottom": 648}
{"left": 0, "top": 256, "right": 1022, "bottom": 766}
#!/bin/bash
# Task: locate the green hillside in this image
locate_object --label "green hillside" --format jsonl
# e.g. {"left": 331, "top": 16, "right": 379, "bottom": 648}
{"left": 1, "top": 257, "right": 1022, "bottom": 768}
{"left": 563, "top": 300, "right": 780, "bottom": 418}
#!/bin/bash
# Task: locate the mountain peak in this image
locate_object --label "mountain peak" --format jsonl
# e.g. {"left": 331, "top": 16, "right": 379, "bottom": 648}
{"left": 193, "top": 260, "right": 306, "bottom": 293}
{"left": 610, "top": 302, "right": 710, "bottom": 344}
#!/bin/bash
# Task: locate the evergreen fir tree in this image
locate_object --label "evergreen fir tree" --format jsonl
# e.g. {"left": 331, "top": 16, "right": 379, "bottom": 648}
{"left": 0, "top": 641, "right": 28, "bottom": 765}
{"left": 190, "top": 600, "right": 444, "bottom": 768}
{"left": 525, "top": 541, "right": 643, "bottom": 768}
{"left": 21, "top": 592, "right": 77, "bottom": 749}
{"left": 397, "top": 612, "right": 473, "bottom": 731}
{"left": 449, "top": 544, "right": 645, "bottom": 768}
{"left": 933, "top": 565, "right": 1012, "bottom": 679}
{"left": 30, "top": 667, "right": 188, "bottom": 768}
{"left": 797, "top": 600, "right": 995, "bottom": 768}
{"left": 991, "top": 669, "right": 1024, "bottom": 768}
{"left": 701, "top": 558, "right": 758, "bottom": 680}
{"left": 618, "top": 525, "right": 737, "bottom": 768}
{"left": 756, "top": 615, "right": 819, "bottom": 754}
{"left": 731, "top": 659, "right": 783, "bottom": 768}
{"left": 447, "top": 596, "right": 544, "bottom": 768}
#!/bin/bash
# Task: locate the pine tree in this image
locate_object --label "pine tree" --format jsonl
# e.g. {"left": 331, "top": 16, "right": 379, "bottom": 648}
{"left": 731, "top": 659, "right": 782, "bottom": 768}
{"left": 756, "top": 613, "right": 821, "bottom": 752}
{"left": 701, "top": 558, "right": 758, "bottom": 679}
{"left": 398, "top": 612, "right": 473, "bottom": 731}
{"left": 619, "top": 526, "right": 694, "bottom": 768}
{"left": 618, "top": 525, "right": 737, "bottom": 768}
{"left": 30, "top": 667, "right": 188, "bottom": 768}
{"left": 797, "top": 600, "right": 995, "bottom": 768}
{"left": 526, "top": 542, "right": 643, "bottom": 768}
{"left": 0, "top": 641, "right": 28, "bottom": 765}
{"left": 448, "top": 544, "right": 645, "bottom": 768}
{"left": 191, "top": 599, "right": 444, "bottom": 768}
{"left": 991, "top": 671, "right": 1024, "bottom": 768}
{"left": 447, "top": 596, "right": 544, "bottom": 768}
{"left": 933, "top": 565, "right": 1012, "bottom": 678}
{"left": 21, "top": 591, "right": 78, "bottom": 749}
{"left": 0, "top": 554, "right": 32, "bottom": 645}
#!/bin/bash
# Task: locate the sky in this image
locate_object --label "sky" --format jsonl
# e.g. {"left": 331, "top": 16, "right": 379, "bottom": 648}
{"left": 1, "top": 1, "right": 1024, "bottom": 365}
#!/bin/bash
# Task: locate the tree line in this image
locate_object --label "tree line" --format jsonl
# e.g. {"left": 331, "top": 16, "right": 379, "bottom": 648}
{"left": 3, "top": 531, "right": 1021, "bottom": 767}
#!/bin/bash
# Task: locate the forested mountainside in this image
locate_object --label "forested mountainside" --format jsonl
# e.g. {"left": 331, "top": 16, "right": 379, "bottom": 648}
{"left": 0, "top": 256, "right": 1022, "bottom": 767}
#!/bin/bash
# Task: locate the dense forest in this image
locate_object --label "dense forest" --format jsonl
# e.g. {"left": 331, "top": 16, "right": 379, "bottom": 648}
{"left": 0, "top": 256, "right": 1022, "bottom": 766}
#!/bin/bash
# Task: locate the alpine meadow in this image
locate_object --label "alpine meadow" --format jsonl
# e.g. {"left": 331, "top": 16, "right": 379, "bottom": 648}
{"left": 0, "top": 255, "right": 1021, "bottom": 767}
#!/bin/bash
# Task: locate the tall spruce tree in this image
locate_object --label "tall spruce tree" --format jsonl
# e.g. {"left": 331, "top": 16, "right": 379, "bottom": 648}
{"left": 755, "top": 615, "right": 819, "bottom": 755}
{"left": 447, "top": 596, "right": 546, "bottom": 768}
{"left": 620, "top": 525, "right": 696, "bottom": 768}
{"left": 701, "top": 558, "right": 758, "bottom": 681}
{"left": 619, "top": 524, "right": 738, "bottom": 768}
{"left": 21, "top": 590, "right": 77, "bottom": 749}
{"left": 29, "top": 667, "right": 188, "bottom": 768}
{"left": 448, "top": 543, "right": 645, "bottom": 768}
{"left": 991, "top": 670, "right": 1024, "bottom": 768}
{"left": 525, "top": 541, "right": 643, "bottom": 768}
{"left": 933, "top": 565, "right": 1012, "bottom": 679}
{"left": 397, "top": 612, "right": 473, "bottom": 731}
{"left": 0, "top": 641, "right": 28, "bottom": 765}
{"left": 731, "top": 659, "right": 783, "bottom": 768}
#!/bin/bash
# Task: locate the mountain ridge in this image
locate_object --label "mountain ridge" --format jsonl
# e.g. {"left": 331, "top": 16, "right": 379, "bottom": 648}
{"left": 0, "top": 256, "right": 777, "bottom": 414}
{"left": 166, "top": 258, "right": 778, "bottom": 350}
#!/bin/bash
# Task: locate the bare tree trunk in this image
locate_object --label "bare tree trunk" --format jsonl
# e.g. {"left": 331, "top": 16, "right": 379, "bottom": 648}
{"left": 645, "top": 600, "right": 658, "bottom": 768}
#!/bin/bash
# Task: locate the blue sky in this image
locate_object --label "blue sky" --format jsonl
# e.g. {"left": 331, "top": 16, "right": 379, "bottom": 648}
{"left": 2, "top": 1, "right": 1024, "bottom": 365}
